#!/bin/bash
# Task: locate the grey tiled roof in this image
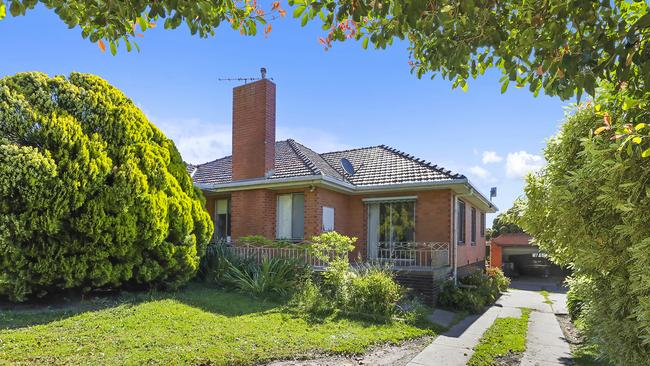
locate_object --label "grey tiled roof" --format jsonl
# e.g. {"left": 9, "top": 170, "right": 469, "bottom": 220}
{"left": 321, "top": 145, "right": 463, "bottom": 186}
{"left": 190, "top": 139, "right": 464, "bottom": 187}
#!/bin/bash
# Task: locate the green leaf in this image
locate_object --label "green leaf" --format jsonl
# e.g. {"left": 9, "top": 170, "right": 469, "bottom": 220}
{"left": 500, "top": 80, "right": 509, "bottom": 94}
{"left": 138, "top": 16, "right": 148, "bottom": 31}
{"left": 441, "top": 5, "right": 454, "bottom": 12}
{"left": 632, "top": 136, "right": 642, "bottom": 144}
{"left": 0, "top": 3, "right": 6, "bottom": 19}
{"left": 9, "top": 0, "right": 21, "bottom": 16}
{"left": 109, "top": 40, "right": 117, "bottom": 55}
{"left": 643, "top": 148, "right": 650, "bottom": 158}
{"left": 301, "top": 13, "right": 308, "bottom": 26}
{"left": 362, "top": 37, "right": 369, "bottom": 50}
{"left": 293, "top": 5, "right": 306, "bottom": 18}
{"left": 633, "top": 13, "right": 650, "bottom": 30}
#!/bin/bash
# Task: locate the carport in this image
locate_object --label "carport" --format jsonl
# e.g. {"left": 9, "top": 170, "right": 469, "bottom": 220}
{"left": 489, "top": 233, "right": 566, "bottom": 277}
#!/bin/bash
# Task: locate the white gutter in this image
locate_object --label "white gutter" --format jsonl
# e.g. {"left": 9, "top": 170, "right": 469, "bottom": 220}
{"left": 197, "top": 175, "right": 498, "bottom": 212}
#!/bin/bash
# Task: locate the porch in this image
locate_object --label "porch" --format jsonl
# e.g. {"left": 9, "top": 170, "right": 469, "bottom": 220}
{"left": 225, "top": 241, "right": 451, "bottom": 272}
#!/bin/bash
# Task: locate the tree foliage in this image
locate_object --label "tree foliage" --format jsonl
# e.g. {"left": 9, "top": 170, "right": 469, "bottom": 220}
{"left": 518, "top": 86, "right": 650, "bottom": 364}
{"left": 488, "top": 205, "right": 525, "bottom": 240}
{"left": 295, "top": 0, "right": 649, "bottom": 101}
{"left": 1, "top": 1, "right": 647, "bottom": 102}
{"left": 0, "top": 0, "right": 286, "bottom": 55}
{"left": 0, "top": 72, "right": 213, "bottom": 301}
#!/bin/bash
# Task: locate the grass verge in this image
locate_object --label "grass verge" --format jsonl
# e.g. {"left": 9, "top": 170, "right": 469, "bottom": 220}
{"left": 467, "top": 308, "right": 532, "bottom": 366}
{"left": 0, "top": 283, "right": 435, "bottom": 366}
{"left": 539, "top": 290, "right": 553, "bottom": 305}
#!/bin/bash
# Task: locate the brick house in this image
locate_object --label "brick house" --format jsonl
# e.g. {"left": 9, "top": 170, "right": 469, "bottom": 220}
{"left": 188, "top": 77, "right": 497, "bottom": 295}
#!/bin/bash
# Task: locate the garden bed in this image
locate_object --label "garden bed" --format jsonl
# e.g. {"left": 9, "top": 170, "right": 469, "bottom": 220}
{"left": 556, "top": 314, "right": 611, "bottom": 366}
{"left": 0, "top": 283, "right": 435, "bottom": 365}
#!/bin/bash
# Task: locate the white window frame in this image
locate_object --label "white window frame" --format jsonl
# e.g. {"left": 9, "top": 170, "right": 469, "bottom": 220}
{"left": 276, "top": 193, "right": 305, "bottom": 241}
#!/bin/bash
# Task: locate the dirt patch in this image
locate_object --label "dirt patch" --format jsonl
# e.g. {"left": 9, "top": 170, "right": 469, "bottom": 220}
{"left": 493, "top": 351, "right": 524, "bottom": 366}
{"left": 263, "top": 336, "right": 434, "bottom": 366}
{"left": 556, "top": 314, "right": 583, "bottom": 346}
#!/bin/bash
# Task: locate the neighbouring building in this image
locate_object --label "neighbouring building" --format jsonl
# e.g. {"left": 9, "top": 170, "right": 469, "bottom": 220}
{"left": 188, "top": 74, "right": 497, "bottom": 301}
{"left": 489, "top": 233, "right": 567, "bottom": 278}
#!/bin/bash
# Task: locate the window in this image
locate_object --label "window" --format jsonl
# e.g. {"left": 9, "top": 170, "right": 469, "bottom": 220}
{"left": 214, "top": 198, "right": 231, "bottom": 241}
{"left": 471, "top": 207, "right": 477, "bottom": 245}
{"left": 480, "top": 212, "right": 485, "bottom": 237}
{"left": 322, "top": 207, "right": 335, "bottom": 232}
{"left": 377, "top": 201, "right": 416, "bottom": 245}
{"left": 456, "top": 200, "right": 466, "bottom": 244}
{"left": 277, "top": 193, "right": 304, "bottom": 240}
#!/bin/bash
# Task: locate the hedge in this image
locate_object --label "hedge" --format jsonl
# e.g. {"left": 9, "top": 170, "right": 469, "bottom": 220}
{"left": 0, "top": 72, "right": 213, "bottom": 301}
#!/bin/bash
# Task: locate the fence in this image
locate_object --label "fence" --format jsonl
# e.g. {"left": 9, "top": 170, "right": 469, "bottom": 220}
{"left": 224, "top": 241, "right": 450, "bottom": 271}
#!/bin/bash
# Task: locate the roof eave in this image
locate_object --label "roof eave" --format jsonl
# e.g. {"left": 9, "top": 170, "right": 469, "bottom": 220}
{"left": 196, "top": 175, "right": 486, "bottom": 198}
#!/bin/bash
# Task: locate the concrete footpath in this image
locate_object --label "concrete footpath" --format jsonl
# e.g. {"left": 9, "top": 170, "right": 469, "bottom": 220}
{"left": 407, "top": 278, "right": 572, "bottom": 366}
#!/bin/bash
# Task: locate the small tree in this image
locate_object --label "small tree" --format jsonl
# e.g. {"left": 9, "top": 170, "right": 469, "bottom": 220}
{"left": 0, "top": 72, "right": 213, "bottom": 301}
{"left": 309, "top": 231, "right": 356, "bottom": 305}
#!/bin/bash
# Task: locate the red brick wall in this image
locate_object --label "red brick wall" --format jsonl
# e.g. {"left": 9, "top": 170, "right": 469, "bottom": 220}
{"left": 345, "top": 190, "right": 453, "bottom": 260}
{"left": 205, "top": 187, "right": 490, "bottom": 268}
{"left": 230, "top": 189, "right": 276, "bottom": 239}
{"left": 490, "top": 242, "right": 503, "bottom": 269}
{"left": 456, "top": 198, "right": 487, "bottom": 266}
{"left": 232, "top": 79, "right": 276, "bottom": 180}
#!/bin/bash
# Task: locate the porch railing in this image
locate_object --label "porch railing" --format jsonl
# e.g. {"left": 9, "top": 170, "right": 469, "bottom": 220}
{"left": 226, "top": 245, "right": 329, "bottom": 268}
{"left": 371, "top": 241, "right": 450, "bottom": 269}
{"left": 224, "top": 241, "right": 450, "bottom": 271}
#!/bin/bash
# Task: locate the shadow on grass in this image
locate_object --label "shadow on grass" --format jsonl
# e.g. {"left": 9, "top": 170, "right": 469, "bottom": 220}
{"left": 0, "top": 282, "right": 282, "bottom": 330}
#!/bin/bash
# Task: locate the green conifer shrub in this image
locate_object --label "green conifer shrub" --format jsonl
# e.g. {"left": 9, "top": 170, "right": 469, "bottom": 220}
{"left": 0, "top": 72, "right": 213, "bottom": 301}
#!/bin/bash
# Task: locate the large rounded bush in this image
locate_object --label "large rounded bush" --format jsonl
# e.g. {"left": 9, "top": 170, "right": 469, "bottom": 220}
{"left": 0, "top": 72, "right": 213, "bottom": 301}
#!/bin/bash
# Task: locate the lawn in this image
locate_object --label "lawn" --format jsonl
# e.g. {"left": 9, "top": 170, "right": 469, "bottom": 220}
{"left": 467, "top": 308, "right": 531, "bottom": 366}
{"left": 0, "top": 283, "right": 435, "bottom": 366}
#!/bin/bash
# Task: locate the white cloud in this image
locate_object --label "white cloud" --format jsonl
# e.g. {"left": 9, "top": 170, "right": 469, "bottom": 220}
{"left": 277, "top": 126, "right": 350, "bottom": 153}
{"left": 482, "top": 151, "right": 503, "bottom": 164}
{"left": 506, "top": 151, "right": 544, "bottom": 178}
{"left": 468, "top": 165, "right": 497, "bottom": 183}
{"left": 146, "top": 113, "right": 350, "bottom": 164}
{"left": 152, "top": 117, "right": 232, "bottom": 164}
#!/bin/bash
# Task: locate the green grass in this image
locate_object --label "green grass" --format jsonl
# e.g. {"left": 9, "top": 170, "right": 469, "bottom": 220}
{"left": 539, "top": 290, "right": 553, "bottom": 305}
{"left": 0, "top": 283, "right": 434, "bottom": 366}
{"left": 467, "top": 308, "right": 532, "bottom": 366}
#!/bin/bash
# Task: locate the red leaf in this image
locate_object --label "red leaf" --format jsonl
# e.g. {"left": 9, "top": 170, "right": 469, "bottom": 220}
{"left": 98, "top": 40, "right": 106, "bottom": 53}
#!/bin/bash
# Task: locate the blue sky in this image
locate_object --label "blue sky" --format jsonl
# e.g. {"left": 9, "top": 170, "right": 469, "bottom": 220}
{"left": 0, "top": 6, "right": 569, "bottom": 226}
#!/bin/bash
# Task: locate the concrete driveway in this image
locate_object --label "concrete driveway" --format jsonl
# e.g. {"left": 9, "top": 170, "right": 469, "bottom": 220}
{"left": 408, "top": 277, "right": 572, "bottom": 366}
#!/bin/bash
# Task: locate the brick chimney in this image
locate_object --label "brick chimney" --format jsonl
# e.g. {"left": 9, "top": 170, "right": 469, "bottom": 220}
{"left": 232, "top": 76, "right": 276, "bottom": 180}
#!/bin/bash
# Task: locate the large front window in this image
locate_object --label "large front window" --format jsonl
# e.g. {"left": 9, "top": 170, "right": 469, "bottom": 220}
{"left": 367, "top": 200, "right": 415, "bottom": 261}
{"left": 378, "top": 201, "right": 415, "bottom": 244}
{"left": 276, "top": 193, "right": 304, "bottom": 240}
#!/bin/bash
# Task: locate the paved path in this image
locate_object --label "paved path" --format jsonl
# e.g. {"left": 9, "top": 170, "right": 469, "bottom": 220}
{"left": 407, "top": 278, "right": 571, "bottom": 366}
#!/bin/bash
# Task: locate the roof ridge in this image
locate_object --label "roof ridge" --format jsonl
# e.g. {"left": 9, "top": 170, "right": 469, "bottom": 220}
{"left": 319, "top": 144, "right": 383, "bottom": 155}
{"left": 194, "top": 154, "right": 232, "bottom": 167}
{"left": 291, "top": 139, "right": 344, "bottom": 179}
{"left": 379, "top": 145, "right": 465, "bottom": 179}
{"left": 286, "top": 139, "right": 321, "bottom": 175}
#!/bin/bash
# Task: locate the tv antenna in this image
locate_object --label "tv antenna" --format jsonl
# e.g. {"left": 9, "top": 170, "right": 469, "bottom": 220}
{"left": 218, "top": 67, "right": 273, "bottom": 83}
